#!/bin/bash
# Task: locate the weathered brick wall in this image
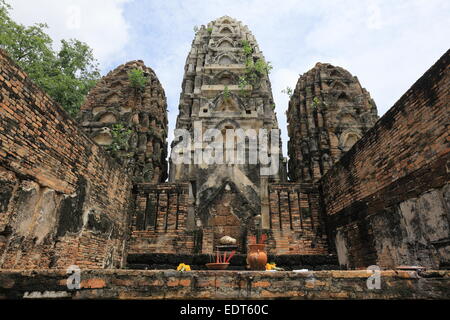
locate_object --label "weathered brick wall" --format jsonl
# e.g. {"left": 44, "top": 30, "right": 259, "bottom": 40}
{"left": 129, "top": 183, "right": 330, "bottom": 256}
{"left": 128, "top": 183, "right": 197, "bottom": 254}
{"left": 0, "top": 49, "right": 133, "bottom": 269}
{"left": 265, "top": 183, "right": 328, "bottom": 255}
{"left": 321, "top": 50, "right": 450, "bottom": 269}
{"left": 1, "top": 269, "right": 449, "bottom": 300}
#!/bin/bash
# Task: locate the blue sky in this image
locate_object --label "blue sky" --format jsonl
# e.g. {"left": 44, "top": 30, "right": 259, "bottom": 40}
{"left": 8, "top": 0, "right": 450, "bottom": 156}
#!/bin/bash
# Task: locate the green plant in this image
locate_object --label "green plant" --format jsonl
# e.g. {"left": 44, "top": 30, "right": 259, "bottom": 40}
{"left": 108, "top": 124, "right": 132, "bottom": 153}
{"left": 207, "top": 27, "right": 213, "bottom": 34}
{"left": 254, "top": 59, "right": 272, "bottom": 75}
{"left": 238, "top": 40, "right": 272, "bottom": 94}
{"left": 282, "top": 87, "right": 293, "bottom": 98}
{"left": 238, "top": 76, "right": 249, "bottom": 90}
{"left": 312, "top": 96, "right": 321, "bottom": 109}
{"left": 241, "top": 40, "right": 253, "bottom": 56}
{"left": 128, "top": 68, "right": 147, "bottom": 90}
{"left": 223, "top": 85, "right": 231, "bottom": 101}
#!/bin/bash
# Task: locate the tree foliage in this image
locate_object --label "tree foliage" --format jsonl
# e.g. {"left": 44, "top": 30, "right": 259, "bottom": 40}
{"left": 0, "top": 0, "right": 100, "bottom": 117}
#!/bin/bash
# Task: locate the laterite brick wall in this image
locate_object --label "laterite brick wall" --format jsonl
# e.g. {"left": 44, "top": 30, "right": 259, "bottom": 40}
{"left": 321, "top": 50, "right": 450, "bottom": 269}
{"left": 265, "top": 183, "right": 328, "bottom": 255}
{"left": 1, "top": 269, "right": 449, "bottom": 300}
{"left": 0, "top": 49, "right": 133, "bottom": 269}
{"left": 128, "top": 183, "right": 197, "bottom": 254}
{"left": 129, "top": 182, "right": 330, "bottom": 256}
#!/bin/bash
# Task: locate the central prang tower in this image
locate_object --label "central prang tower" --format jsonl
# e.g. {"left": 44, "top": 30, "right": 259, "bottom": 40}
{"left": 169, "top": 16, "right": 284, "bottom": 252}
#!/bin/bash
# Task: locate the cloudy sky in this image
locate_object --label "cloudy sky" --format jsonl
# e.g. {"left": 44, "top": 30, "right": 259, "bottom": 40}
{"left": 8, "top": 0, "right": 450, "bottom": 156}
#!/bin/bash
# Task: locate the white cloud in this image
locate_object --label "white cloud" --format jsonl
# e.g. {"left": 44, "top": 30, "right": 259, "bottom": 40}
{"left": 7, "top": 0, "right": 131, "bottom": 66}
{"left": 301, "top": 0, "right": 450, "bottom": 114}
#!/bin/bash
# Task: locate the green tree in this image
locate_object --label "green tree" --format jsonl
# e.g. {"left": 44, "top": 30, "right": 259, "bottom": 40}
{"left": 0, "top": 0, "right": 100, "bottom": 117}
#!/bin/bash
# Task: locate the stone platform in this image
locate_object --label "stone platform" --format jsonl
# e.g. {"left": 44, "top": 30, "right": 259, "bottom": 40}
{"left": 0, "top": 269, "right": 449, "bottom": 300}
{"left": 127, "top": 253, "right": 339, "bottom": 271}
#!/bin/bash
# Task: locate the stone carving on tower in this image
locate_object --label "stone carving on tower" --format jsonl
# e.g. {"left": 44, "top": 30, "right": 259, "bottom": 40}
{"left": 78, "top": 61, "right": 168, "bottom": 184}
{"left": 169, "top": 16, "right": 285, "bottom": 251}
{"left": 287, "top": 63, "right": 379, "bottom": 182}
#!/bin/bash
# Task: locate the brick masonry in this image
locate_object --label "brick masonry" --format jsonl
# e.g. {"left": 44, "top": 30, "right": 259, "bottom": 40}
{"left": 129, "top": 182, "right": 330, "bottom": 256}
{"left": 0, "top": 49, "right": 133, "bottom": 269}
{"left": 320, "top": 49, "right": 450, "bottom": 269}
{"left": 265, "top": 183, "right": 329, "bottom": 255}
{"left": 0, "top": 269, "right": 449, "bottom": 300}
{"left": 128, "top": 183, "right": 197, "bottom": 254}
{"left": 1, "top": 20, "right": 449, "bottom": 290}
{"left": 78, "top": 60, "right": 168, "bottom": 184}
{"left": 169, "top": 16, "right": 286, "bottom": 251}
{"left": 287, "top": 63, "right": 379, "bottom": 183}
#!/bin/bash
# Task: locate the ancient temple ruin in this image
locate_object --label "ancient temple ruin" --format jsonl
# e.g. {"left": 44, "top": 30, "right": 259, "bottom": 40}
{"left": 126, "top": 17, "right": 330, "bottom": 257}
{"left": 0, "top": 15, "right": 449, "bottom": 300}
{"left": 169, "top": 16, "right": 285, "bottom": 253}
{"left": 287, "top": 63, "right": 379, "bottom": 182}
{"left": 79, "top": 60, "right": 169, "bottom": 184}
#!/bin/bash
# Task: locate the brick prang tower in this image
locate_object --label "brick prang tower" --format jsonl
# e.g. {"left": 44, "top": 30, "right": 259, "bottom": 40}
{"left": 287, "top": 63, "right": 379, "bottom": 182}
{"left": 79, "top": 61, "right": 169, "bottom": 184}
{"left": 169, "top": 16, "right": 285, "bottom": 251}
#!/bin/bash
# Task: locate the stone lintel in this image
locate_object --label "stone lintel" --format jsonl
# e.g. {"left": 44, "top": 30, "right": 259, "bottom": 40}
{"left": 203, "top": 64, "right": 246, "bottom": 71}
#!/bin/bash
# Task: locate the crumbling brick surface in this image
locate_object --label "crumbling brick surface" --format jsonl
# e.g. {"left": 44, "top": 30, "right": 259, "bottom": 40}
{"left": 0, "top": 49, "right": 133, "bottom": 270}
{"left": 128, "top": 183, "right": 197, "bottom": 254}
{"left": 321, "top": 50, "right": 450, "bottom": 269}
{"left": 78, "top": 61, "right": 168, "bottom": 184}
{"left": 287, "top": 63, "right": 379, "bottom": 182}
{"left": 0, "top": 269, "right": 449, "bottom": 300}
{"left": 265, "top": 183, "right": 329, "bottom": 255}
{"left": 129, "top": 182, "right": 330, "bottom": 256}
